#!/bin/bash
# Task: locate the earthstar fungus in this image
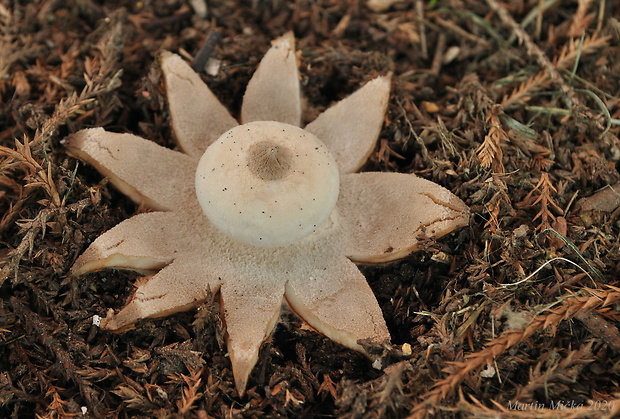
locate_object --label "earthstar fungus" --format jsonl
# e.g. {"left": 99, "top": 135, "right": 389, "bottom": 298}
{"left": 195, "top": 121, "right": 340, "bottom": 247}
{"left": 66, "top": 33, "right": 469, "bottom": 395}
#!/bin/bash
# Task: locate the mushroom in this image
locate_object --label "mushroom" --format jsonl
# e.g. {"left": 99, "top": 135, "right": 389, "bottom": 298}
{"left": 66, "top": 33, "right": 469, "bottom": 395}
{"left": 195, "top": 121, "right": 340, "bottom": 247}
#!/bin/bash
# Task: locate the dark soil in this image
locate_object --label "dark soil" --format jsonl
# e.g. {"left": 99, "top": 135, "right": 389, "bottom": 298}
{"left": 1, "top": 0, "right": 620, "bottom": 418}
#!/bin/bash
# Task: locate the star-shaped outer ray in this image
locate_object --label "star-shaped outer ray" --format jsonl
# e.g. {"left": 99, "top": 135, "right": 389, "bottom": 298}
{"left": 66, "top": 33, "right": 469, "bottom": 395}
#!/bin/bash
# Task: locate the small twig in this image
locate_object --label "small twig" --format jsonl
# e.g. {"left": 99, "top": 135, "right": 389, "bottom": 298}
{"left": 575, "top": 310, "right": 620, "bottom": 353}
{"left": 596, "top": 0, "right": 605, "bottom": 32}
{"left": 415, "top": 0, "right": 427, "bottom": 59}
{"left": 192, "top": 30, "right": 222, "bottom": 73}
{"left": 142, "top": 7, "right": 192, "bottom": 30}
{"left": 535, "top": 0, "right": 544, "bottom": 39}
{"left": 430, "top": 32, "right": 446, "bottom": 77}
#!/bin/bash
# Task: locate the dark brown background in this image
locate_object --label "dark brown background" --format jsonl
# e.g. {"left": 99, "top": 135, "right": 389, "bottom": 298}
{"left": 1, "top": 0, "right": 619, "bottom": 417}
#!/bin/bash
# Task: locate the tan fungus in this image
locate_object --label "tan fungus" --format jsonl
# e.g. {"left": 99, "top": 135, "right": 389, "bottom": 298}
{"left": 66, "top": 32, "right": 469, "bottom": 395}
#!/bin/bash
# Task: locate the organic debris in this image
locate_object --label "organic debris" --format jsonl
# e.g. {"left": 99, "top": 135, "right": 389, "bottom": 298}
{"left": 1, "top": 0, "right": 620, "bottom": 417}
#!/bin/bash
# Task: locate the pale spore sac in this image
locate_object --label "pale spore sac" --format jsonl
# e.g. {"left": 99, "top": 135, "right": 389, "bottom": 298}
{"left": 195, "top": 121, "right": 340, "bottom": 247}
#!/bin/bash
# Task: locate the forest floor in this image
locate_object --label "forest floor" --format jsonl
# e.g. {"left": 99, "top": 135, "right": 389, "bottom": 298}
{"left": 1, "top": 0, "right": 620, "bottom": 418}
